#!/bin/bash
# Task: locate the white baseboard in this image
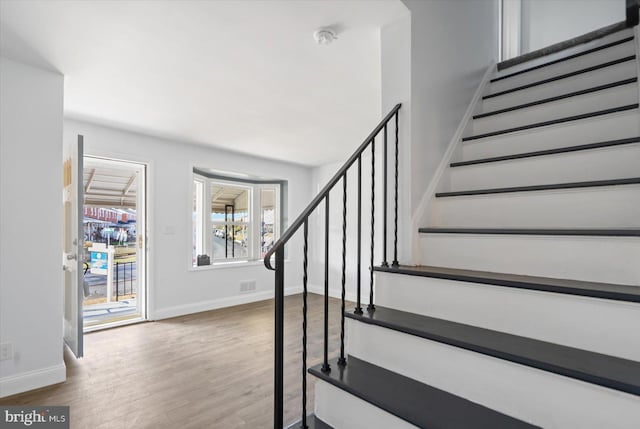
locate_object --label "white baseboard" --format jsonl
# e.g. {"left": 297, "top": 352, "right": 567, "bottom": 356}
{"left": 151, "top": 286, "right": 303, "bottom": 320}
{"left": 0, "top": 363, "right": 66, "bottom": 399}
{"left": 150, "top": 283, "right": 359, "bottom": 321}
{"left": 411, "top": 62, "right": 496, "bottom": 261}
{"left": 307, "top": 283, "right": 358, "bottom": 304}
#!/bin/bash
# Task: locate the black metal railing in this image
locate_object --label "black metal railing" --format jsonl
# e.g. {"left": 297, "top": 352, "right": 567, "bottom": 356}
{"left": 264, "top": 103, "right": 401, "bottom": 428}
{"left": 114, "top": 261, "right": 136, "bottom": 301}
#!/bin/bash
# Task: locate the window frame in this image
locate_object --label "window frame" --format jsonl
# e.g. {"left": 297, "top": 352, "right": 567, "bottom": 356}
{"left": 192, "top": 172, "right": 281, "bottom": 268}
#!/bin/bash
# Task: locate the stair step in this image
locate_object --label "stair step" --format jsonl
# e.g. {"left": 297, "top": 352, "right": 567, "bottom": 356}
{"left": 347, "top": 307, "right": 640, "bottom": 396}
{"left": 447, "top": 142, "right": 640, "bottom": 191}
{"left": 483, "top": 59, "right": 637, "bottom": 113}
{"left": 462, "top": 108, "right": 639, "bottom": 159}
{"left": 473, "top": 82, "right": 637, "bottom": 135}
{"left": 475, "top": 78, "right": 637, "bottom": 119}
{"left": 463, "top": 104, "right": 639, "bottom": 142}
{"left": 485, "top": 55, "right": 636, "bottom": 99}
{"left": 492, "top": 36, "right": 635, "bottom": 82}
{"left": 429, "top": 184, "right": 640, "bottom": 229}
{"left": 452, "top": 136, "right": 640, "bottom": 167}
{"left": 347, "top": 318, "right": 640, "bottom": 428}
{"left": 435, "top": 177, "right": 640, "bottom": 198}
{"left": 287, "top": 415, "right": 333, "bottom": 429}
{"left": 373, "top": 269, "right": 640, "bottom": 360}
{"left": 309, "top": 356, "right": 539, "bottom": 429}
{"left": 496, "top": 22, "right": 631, "bottom": 71}
{"left": 490, "top": 39, "right": 636, "bottom": 95}
{"left": 374, "top": 265, "right": 640, "bottom": 303}
{"left": 418, "top": 232, "right": 638, "bottom": 284}
{"left": 418, "top": 227, "right": 640, "bottom": 237}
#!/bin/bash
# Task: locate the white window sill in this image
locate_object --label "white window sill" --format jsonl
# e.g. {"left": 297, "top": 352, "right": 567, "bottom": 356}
{"left": 189, "top": 259, "right": 289, "bottom": 271}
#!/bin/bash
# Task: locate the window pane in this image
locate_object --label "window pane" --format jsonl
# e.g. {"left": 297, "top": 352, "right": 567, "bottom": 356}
{"left": 261, "top": 188, "right": 276, "bottom": 257}
{"left": 211, "top": 183, "right": 250, "bottom": 260}
{"left": 212, "top": 224, "right": 249, "bottom": 260}
{"left": 192, "top": 180, "right": 203, "bottom": 266}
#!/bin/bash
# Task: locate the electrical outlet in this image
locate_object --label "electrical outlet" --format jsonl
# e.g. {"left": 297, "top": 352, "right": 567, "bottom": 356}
{"left": 240, "top": 280, "right": 256, "bottom": 293}
{"left": 0, "top": 342, "right": 13, "bottom": 361}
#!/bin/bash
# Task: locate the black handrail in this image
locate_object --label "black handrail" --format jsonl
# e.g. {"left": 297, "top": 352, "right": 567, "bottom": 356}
{"left": 264, "top": 103, "right": 401, "bottom": 429}
{"left": 263, "top": 103, "right": 401, "bottom": 270}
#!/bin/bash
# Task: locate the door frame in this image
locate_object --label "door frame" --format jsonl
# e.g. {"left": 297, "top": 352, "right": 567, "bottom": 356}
{"left": 82, "top": 155, "right": 150, "bottom": 331}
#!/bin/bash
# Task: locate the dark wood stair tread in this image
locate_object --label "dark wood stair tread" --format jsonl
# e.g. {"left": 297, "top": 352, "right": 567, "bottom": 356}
{"left": 485, "top": 56, "right": 636, "bottom": 100}
{"left": 374, "top": 265, "right": 640, "bottom": 303}
{"left": 435, "top": 177, "right": 640, "bottom": 197}
{"left": 474, "top": 78, "right": 637, "bottom": 119}
{"left": 309, "top": 356, "right": 540, "bottom": 429}
{"left": 451, "top": 137, "right": 640, "bottom": 167}
{"left": 418, "top": 227, "right": 640, "bottom": 237}
{"left": 346, "top": 307, "right": 640, "bottom": 396}
{"left": 493, "top": 35, "right": 634, "bottom": 80}
{"left": 497, "top": 21, "right": 629, "bottom": 71}
{"left": 286, "top": 415, "right": 333, "bottom": 429}
{"left": 462, "top": 104, "right": 639, "bottom": 141}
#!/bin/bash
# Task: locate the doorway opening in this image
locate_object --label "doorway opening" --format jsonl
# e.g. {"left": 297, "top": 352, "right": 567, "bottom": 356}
{"left": 81, "top": 157, "right": 147, "bottom": 331}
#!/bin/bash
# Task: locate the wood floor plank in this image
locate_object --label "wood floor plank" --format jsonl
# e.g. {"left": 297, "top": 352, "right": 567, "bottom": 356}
{"left": 0, "top": 293, "right": 347, "bottom": 429}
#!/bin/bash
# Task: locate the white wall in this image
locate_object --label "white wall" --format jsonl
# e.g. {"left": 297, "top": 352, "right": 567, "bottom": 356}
{"left": 64, "top": 119, "right": 313, "bottom": 320}
{"left": 308, "top": 0, "right": 498, "bottom": 288}
{"left": 0, "top": 57, "right": 65, "bottom": 397}
{"left": 308, "top": 161, "right": 367, "bottom": 304}
{"left": 402, "top": 0, "right": 498, "bottom": 213}
{"left": 308, "top": 15, "right": 410, "bottom": 301}
{"left": 521, "top": 0, "right": 625, "bottom": 53}
{"left": 381, "top": 12, "right": 412, "bottom": 266}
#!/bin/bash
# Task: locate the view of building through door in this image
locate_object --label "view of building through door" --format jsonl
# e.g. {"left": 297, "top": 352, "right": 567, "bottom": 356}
{"left": 82, "top": 157, "right": 146, "bottom": 330}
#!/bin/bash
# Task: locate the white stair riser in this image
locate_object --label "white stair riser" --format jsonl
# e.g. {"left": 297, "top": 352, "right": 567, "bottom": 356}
{"left": 448, "top": 144, "right": 640, "bottom": 190}
{"left": 489, "top": 41, "right": 636, "bottom": 94}
{"left": 418, "top": 234, "right": 640, "bottom": 285}
{"left": 375, "top": 272, "right": 640, "bottom": 360}
{"left": 472, "top": 83, "right": 637, "bottom": 135}
{"left": 482, "top": 60, "right": 637, "bottom": 112}
{"left": 429, "top": 186, "right": 640, "bottom": 229}
{"left": 347, "top": 322, "right": 640, "bottom": 429}
{"left": 493, "top": 30, "right": 635, "bottom": 78}
{"left": 314, "top": 381, "right": 417, "bottom": 429}
{"left": 460, "top": 110, "right": 640, "bottom": 160}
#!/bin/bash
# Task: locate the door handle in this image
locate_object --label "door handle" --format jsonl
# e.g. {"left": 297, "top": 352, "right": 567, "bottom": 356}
{"left": 66, "top": 253, "right": 77, "bottom": 260}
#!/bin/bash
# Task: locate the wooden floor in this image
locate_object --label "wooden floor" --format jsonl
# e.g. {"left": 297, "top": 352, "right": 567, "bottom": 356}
{"left": 0, "top": 294, "right": 348, "bottom": 428}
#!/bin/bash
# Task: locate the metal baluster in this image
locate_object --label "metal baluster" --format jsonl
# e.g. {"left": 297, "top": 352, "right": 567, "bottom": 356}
{"left": 368, "top": 138, "right": 376, "bottom": 312}
{"left": 382, "top": 124, "right": 389, "bottom": 267}
{"left": 392, "top": 111, "right": 400, "bottom": 267}
{"left": 232, "top": 206, "right": 236, "bottom": 258}
{"left": 301, "top": 220, "right": 309, "bottom": 428}
{"left": 322, "top": 195, "right": 331, "bottom": 373}
{"left": 339, "top": 173, "right": 347, "bottom": 366}
{"left": 355, "top": 156, "right": 363, "bottom": 315}
{"left": 274, "top": 247, "right": 285, "bottom": 429}
{"left": 115, "top": 262, "right": 119, "bottom": 302}
{"left": 225, "top": 205, "right": 229, "bottom": 259}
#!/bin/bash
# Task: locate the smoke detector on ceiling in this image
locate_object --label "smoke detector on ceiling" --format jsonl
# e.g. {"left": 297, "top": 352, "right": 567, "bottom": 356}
{"left": 314, "top": 28, "right": 337, "bottom": 45}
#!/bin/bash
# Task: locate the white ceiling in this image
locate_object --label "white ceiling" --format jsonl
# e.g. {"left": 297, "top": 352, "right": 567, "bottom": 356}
{"left": 0, "top": 0, "right": 407, "bottom": 166}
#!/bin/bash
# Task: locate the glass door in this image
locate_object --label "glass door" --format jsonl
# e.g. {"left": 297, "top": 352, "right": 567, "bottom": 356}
{"left": 81, "top": 157, "right": 147, "bottom": 331}
{"left": 63, "top": 135, "right": 84, "bottom": 357}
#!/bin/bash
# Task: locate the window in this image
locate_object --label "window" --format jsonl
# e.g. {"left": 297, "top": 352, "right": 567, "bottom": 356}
{"left": 192, "top": 172, "right": 281, "bottom": 267}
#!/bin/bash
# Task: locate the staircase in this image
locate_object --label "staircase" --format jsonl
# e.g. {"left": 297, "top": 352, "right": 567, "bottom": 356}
{"left": 297, "top": 24, "right": 640, "bottom": 429}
